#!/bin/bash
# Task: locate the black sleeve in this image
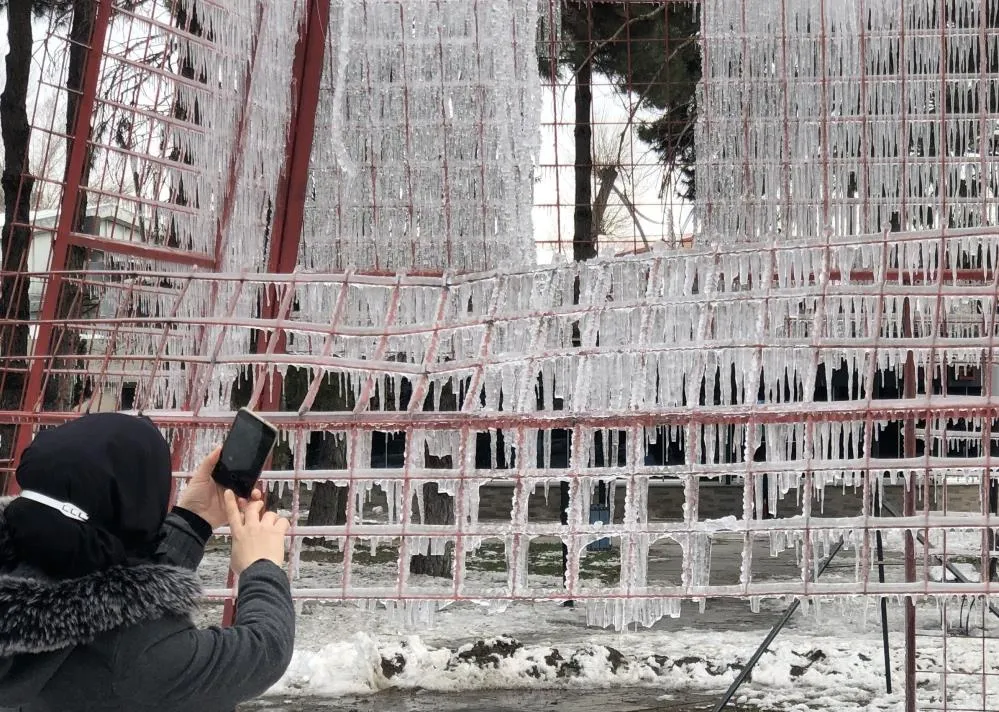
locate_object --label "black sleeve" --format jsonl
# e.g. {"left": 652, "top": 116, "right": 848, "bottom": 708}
{"left": 171, "top": 506, "right": 214, "bottom": 541}
{"left": 113, "top": 560, "right": 296, "bottom": 711}
{"left": 155, "top": 508, "right": 213, "bottom": 571}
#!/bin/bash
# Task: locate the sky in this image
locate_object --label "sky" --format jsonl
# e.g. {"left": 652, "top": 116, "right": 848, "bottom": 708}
{"left": 534, "top": 74, "right": 695, "bottom": 264}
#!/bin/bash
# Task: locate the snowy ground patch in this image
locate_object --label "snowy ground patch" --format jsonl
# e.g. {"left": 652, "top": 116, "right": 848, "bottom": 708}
{"left": 196, "top": 534, "right": 999, "bottom": 710}
{"left": 262, "top": 621, "right": 915, "bottom": 712}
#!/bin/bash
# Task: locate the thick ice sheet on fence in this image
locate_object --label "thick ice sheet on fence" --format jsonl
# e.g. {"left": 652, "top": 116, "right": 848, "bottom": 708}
{"left": 299, "top": 0, "right": 540, "bottom": 273}
{"left": 697, "top": 0, "right": 999, "bottom": 241}
{"left": 76, "top": 228, "right": 999, "bottom": 629}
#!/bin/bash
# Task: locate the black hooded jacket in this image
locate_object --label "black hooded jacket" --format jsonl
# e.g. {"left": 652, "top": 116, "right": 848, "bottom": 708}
{"left": 0, "top": 500, "right": 296, "bottom": 711}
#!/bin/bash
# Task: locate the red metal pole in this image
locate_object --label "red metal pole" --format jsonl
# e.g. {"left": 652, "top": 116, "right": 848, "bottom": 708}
{"left": 222, "top": 0, "right": 331, "bottom": 626}
{"left": 901, "top": 296, "right": 917, "bottom": 712}
{"left": 267, "top": 0, "right": 331, "bottom": 276}
{"left": 6, "top": 0, "right": 113, "bottom": 493}
{"left": 251, "top": 0, "right": 331, "bottom": 411}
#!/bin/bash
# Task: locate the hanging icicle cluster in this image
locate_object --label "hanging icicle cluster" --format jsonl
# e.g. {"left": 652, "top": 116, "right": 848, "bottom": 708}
{"left": 59, "top": 227, "right": 999, "bottom": 629}
{"left": 195, "top": 0, "right": 308, "bottom": 422}
{"left": 698, "top": 0, "right": 999, "bottom": 240}
{"left": 90, "top": 1, "right": 307, "bottom": 418}
{"left": 298, "top": 0, "right": 541, "bottom": 274}
{"left": 165, "top": 227, "right": 999, "bottom": 630}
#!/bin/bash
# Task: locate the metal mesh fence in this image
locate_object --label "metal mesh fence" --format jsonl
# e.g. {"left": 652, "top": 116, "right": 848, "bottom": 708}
{"left": 5, "top": 1, "right": 999, "bottom": 708}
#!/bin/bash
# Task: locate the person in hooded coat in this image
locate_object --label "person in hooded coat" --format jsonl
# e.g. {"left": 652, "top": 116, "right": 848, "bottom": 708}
{"left": 0, "top": 413, "right": 294, "bottom": 712}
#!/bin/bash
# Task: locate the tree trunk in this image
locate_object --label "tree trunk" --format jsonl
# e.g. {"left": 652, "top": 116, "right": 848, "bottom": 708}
{"left": 305, "top": 376, "right": 351, "bottom": 527}
{"left": 572, "top": 34, "right": 595, "bottom": 261}
{"left": 572, "top": 62, "right": 597, "bottom": 260}
{"left": 563, "top": 3, "right": 597, "bottom": 588}
{"left": 591, "top": 165, "right": 618, "bottom": 239}
{"left": 305, "top": 431, "right": 349, "bottom": 545}
{"left": 0, "top": 0, "right": 33, "bottom": 362}
{"left": 278, "top": 369, "right": 352, "bottom": 537}
{"left": 409, "top": 381, "right": 458, "bottom": 577}
{"left": 0, "top": 0, "right": 34, "bottom": 470}
{"left": 264, "top": 438, "right": 291, "bottom": 511}
{"left": 306, "top": 481, "right": 347, "bottom": 526}
{"left": 409, "top": 479, "right": 455, "bottom": 577}
{"left": 990, "top": 477, "right": 998, "bottom": 582}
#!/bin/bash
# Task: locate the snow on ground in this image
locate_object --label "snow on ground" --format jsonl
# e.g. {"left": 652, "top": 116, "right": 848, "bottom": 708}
{"left": 195, "top": 529, "right": 999, "bottom": 710}
{"left": 221, "top": 592, "right": 999, "bottom": 711}
{"left": 270, "top": 605, "right": 897, "bottom": 707}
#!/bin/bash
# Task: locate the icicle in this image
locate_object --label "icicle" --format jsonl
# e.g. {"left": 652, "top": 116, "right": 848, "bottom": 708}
{"left": 297, "top": 0, "right": 540, "bottom": 274}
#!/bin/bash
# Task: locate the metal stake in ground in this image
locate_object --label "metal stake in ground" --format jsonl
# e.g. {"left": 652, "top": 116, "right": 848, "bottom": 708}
{"left": 874, "top": 486, "right": 891, "bottom": 694}
{"left": 711, "top": 537, "right": 844, "bottom": 712}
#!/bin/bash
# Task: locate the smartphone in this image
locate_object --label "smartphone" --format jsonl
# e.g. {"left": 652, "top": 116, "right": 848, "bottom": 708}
{"left": 211, "top": 408, "right": 279, "bottom": 498}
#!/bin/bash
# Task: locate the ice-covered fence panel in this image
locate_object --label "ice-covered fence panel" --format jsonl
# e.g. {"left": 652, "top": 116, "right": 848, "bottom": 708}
{"left": 13, "top": 227, "right": 994, "bottom": 631}
{"left": 3, "top": 0, "right": 309, "bottom": 469}
{"left": 299, "top": 0, "right": 541, "bottom": 275}
{"left": 698, "top": 0, "right": 999, "bottom": 241}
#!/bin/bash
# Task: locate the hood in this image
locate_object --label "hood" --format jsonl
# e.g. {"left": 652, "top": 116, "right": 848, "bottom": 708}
{"left": 0, "top": 497, "right": 201, "bottom": 705}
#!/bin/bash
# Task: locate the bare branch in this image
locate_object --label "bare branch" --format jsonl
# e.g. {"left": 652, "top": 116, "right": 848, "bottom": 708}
{"left": 611, "top": 183, "right": 650, "bottom": 249}
{"left": 565, "top": 3, "right": 666, "bottom": 83}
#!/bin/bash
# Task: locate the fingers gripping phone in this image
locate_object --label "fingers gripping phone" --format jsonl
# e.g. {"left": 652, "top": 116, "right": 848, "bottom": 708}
{"left": 211, "top": 408, "right": 279, "bottom": 498}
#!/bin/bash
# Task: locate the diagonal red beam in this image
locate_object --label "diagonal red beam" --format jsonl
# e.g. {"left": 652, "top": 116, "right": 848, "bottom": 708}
{"left": 66, "top": 232, "right": 215, "bottom": 267}
{"left": 222, "top": 0, "right": 330, "bottom": 626}
{"left": 251, "top": 0, "right": 331, "bottom": 409}
{"left": 266, "top": 0, "right": 331, "bottom": 278}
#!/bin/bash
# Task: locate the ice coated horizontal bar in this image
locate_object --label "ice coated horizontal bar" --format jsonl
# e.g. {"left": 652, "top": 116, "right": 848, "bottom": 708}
{"left": 206, "top": 515, "right": 999, "bottom": 538}
{"left": 36, "top": 395, "right": 999, "bottom": 426}
{"left": 172, "top": 462, "right": 999, "bottom": 481}
{"left": 14, "top": 302, "right": 999, "bottom": 337}
{"left": 0, "top": 405, "right": 993, "bottom": 431}
{"left": 200, "top": 581, "right": 999, "bottom": 600}
{"left": 9, "top": 223, "right": 999, "bottom": 281}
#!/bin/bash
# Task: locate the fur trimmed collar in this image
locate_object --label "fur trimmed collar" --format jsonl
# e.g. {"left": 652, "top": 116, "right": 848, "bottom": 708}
{"left": 0, "top": 497, "right": 201, "bottom": 656}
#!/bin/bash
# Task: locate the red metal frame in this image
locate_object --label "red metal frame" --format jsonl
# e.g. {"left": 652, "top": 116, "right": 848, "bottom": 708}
{"left": 8, "top": 3, "right": 999, "bottom": 707}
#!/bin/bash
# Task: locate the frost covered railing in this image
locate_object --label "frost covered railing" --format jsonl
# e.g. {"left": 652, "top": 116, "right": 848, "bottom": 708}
{"left": 3, "top": 227, "right": 999, "bottom": 627}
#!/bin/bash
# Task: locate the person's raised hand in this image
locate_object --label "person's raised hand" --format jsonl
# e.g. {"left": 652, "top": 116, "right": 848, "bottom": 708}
{"left": 176, "top": 446, "right": 262, "bottom": 529}
{"left": 224, "top": 489, "right": 289, "bottom": 574}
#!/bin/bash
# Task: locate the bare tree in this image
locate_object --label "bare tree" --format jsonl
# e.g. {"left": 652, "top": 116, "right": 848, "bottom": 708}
{"left": 26, "top": 94, "right": 66, "bottom": 211}
{"left": 589, "top": 112, "right": 668, "bottom": 251}
{"left": 409, "top": 379, "right": 458, "bottom": 578}
{"left": 0, "top": 0, "right": 37, "bottom": 473}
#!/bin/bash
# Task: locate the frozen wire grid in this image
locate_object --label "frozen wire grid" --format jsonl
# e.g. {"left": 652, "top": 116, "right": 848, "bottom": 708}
{"left": 5, "top": 1, "right": 999, "bottom": 709}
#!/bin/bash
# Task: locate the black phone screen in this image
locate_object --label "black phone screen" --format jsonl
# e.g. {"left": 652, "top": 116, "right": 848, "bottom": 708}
{"left": 211, "top": 409, "right": 278, "bottom": 498}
